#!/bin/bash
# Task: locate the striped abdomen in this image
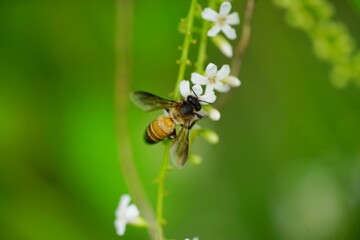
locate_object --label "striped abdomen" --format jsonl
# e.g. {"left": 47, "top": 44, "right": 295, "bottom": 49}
{"left": 145, "top": 116, "right": 175, "bottom": 144}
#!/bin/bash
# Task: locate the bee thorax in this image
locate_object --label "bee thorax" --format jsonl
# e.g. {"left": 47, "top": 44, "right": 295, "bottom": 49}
{"left": 179, "top": 102, "right": 194, "bottom": 116}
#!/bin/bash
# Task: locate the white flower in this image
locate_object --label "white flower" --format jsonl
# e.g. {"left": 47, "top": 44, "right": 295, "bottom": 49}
{"left": 114, "top": 194, "right": 140, "bottom": 236}
{"left": 202, "top": 1, "right": 240, "bottom": 40}
{"left": 191, "top": 63, "right": 240, "bottom": 93}
{"left": 185, "top": 237, "right": 199, "bottom": 240}
{"left": 180, "top": 80, "right": 216, "bottom": 104}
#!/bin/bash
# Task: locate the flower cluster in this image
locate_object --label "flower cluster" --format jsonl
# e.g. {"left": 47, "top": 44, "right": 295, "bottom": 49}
{"left": 180, "top": 62, "right": 240, "bottom": 121}
{"left": 177, "top": 1, "right": 241, "bottom": 122}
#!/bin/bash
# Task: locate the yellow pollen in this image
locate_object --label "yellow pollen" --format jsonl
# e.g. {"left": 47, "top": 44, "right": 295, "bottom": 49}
{"left": 218, "top": 16, "right": 227, "bottom": 26}
{"left": 209, "top": 75, "right": 216, "bottom": 84}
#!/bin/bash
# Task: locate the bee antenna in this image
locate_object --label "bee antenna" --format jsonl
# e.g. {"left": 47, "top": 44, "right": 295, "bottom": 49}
{"left": 199, "top": 99, "right": 211, "bottom": 104}
{"left": 191, "top": 87, "right": 198, "bottom": 98}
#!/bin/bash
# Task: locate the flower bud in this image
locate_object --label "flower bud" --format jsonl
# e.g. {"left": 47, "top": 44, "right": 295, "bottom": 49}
{"left": 200, "top": 129, "right": 219, "bottom": 144}
{"left": 189, "top": 154, "right": 203, "bottom": 165}
{"left": 211, "top": 35, "right": 233, "bottom": 58}
{"left": 208, "top": 108, "right": 221, "bottom": 121}
{"left": 202, "top": 105, "right": 221, "bottom": 121}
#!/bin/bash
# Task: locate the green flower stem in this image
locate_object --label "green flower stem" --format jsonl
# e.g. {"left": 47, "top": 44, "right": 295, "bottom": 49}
{"left": 173, "top": 0, "right": 198, "bottom": 100}
{"left": 195, "top": 0, "right": 217, "bottom": 73}
{"left": 156, "top": 141, "right": 170, "bottom": 228}
{"left": 154, "top": 1, "right": 198, "bottom": 238}
{"left": 195, "top": 20, "right": 209, "bottom": 73}
{"left": 231, "top": 0, "right": 255, "bottom": 76}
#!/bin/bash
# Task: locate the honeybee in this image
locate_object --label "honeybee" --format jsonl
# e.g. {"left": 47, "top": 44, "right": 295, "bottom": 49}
{"left": 130, "top": 91, "right": 204, "bottom": 168}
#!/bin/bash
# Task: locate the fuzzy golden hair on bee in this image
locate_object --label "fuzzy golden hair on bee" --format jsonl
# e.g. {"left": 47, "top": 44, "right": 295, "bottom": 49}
{"left": 145, "top": 116, "right": 175, "bottom": 144}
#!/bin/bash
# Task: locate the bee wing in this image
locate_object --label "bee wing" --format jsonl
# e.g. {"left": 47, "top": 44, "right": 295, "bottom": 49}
{"left": 170, "top": 120, "right": 190, "bottom": 168}
{"left": 130, "top": 91, "right": 177, "bottom": 112}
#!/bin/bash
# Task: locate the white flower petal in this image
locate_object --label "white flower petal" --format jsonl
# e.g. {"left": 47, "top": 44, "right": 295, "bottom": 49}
{"left": 225, "top": 76, "right": 241, "bottom": 87}
{"left": 199, "top": 89, "right": 216, "bottom": 103}
{"left": 209, "top": 108, "right": 221, "bottom": 121}
{"left": 191, "top": 73, "right": 209, "bottom": 85}
{"left": 198, "top": 109, "right": 208, "bottom": 117}
{"left": 114, "top": 219, "right": 127, "bottom": 236}
{"left": 207, "top": 24, "right": 221, "bottom": 37}
{"left": 222, "top": 24, "right": 237, "bottom": 40}
{"left": 226, "top": 12, "right": 240, "bottom": 25}
{"left": 180, "top": 80, "right": 191, "bottom": 98}
{"left": 116, "top": 194, "right": 130, "bottom": 216}
{"left": 202, "top": 8, "right": 218, "bottom": 22}
{"left": 205, "top": 84, "right": 214, "bottom": 93}
{"left": 214, "top": 81, "right": 230, "bottom": 92}
{"left": 126, "top": 204, "right": 140, "bottom": 220}
{"left": 220, "top": 2, "right": 232, "bottom": 16}
{"left": 216, "top": 64, "right": 230, "bottom": 80}
{"left": 205, "top": 63, "right": 218, "bottom": 76}
{"left": 192, "top": 84, "right": 203, "bottom": 96}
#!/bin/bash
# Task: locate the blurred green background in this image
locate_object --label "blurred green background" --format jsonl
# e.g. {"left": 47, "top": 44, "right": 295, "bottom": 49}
{"left": 1, "top": 0, "right": 360, "bottom": 239}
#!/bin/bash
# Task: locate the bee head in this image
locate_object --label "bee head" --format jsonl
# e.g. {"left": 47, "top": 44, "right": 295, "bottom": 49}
{"left": 187, "top": 95, "right": 202, "bottom": 112}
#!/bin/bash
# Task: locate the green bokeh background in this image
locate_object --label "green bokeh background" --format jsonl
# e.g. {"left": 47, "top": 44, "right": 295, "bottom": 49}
{"left": 1, "top": 0, "right": 360, "bottom": 239}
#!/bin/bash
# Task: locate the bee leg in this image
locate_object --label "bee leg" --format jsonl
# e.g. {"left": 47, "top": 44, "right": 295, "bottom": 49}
{"left": 189, "top": 119, "right": 200, "bottom": 129}
{"left": 168, "top": 129, "right": 177, "bottom": 139}
{"left": 188, "top": 114, "right": 203, "bottom": 130}
{"left": 195, "top": 113, "right": 203, "bottom": 119}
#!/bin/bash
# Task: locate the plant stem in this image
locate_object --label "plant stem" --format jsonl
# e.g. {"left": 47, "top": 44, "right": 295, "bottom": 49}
{"left": 216, "top": 0, "right": 255, "bottom": 109}
{"left": 231, "top": 0, "right": 255, "bottom": 76}
{"left": 156, "top": 141, "right": 170, "bottom": 227}
{"left": 154, "top": 1, "right": 198, "bottom": 238}
{"left": 173, "top": 0, "right": 198, "bottom": 100}
{"left": 195, "top": 21, "right": 209, "bottom": 73}
{"left": 115, "top": 0, "right": 162, "bottom": 239}
{"left": 195, "top": 0, "right": 217, "bottom": 73}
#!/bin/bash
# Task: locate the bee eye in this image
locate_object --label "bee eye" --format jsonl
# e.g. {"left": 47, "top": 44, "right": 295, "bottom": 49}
{"left": 195, "top": 104, "right": 201, "bottom": 111}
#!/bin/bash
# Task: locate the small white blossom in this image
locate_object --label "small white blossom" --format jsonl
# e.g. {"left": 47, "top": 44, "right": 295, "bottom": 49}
{"left": 191, "top": 63, "right": 240, "bottom": 93}
{"left": 114, "top": 194, "right": 140, "bottom": 236}
{"left": 180, "top": 80, "right": 216, "bottom": 103}
{"left": 185, "top": 237, "right": 199, "bottom": 240}
{"left": 202, "top": 1, "right": 240, "bottom": 40}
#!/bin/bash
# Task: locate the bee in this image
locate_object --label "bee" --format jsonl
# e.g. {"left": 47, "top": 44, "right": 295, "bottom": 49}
{"left": 130, "top": 91, "right": 205, "bottom": 168}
